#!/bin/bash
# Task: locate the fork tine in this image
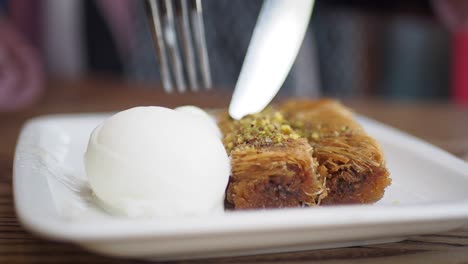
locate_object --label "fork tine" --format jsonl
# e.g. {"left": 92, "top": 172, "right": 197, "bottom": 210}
{"left": 146, "top": 0, "right": 173, "bottom": 93}
{"left": 163, "top": 0, "right": 187, "bottom": 93}
{"left": 191, "top": 0, "right": 212, "bottom": 90}
{"left": 178, "top": 0, "right": 199, "bottom": 91}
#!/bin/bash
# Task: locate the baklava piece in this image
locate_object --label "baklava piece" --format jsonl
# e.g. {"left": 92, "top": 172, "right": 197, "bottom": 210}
{"left": 280, "top": 99, "right": 391, "bottom": 204}
{"left": 218, "top": 110, "right": 326, "bottom": 209}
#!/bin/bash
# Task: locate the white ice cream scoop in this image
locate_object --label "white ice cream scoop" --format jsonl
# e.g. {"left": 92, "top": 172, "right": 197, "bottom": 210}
{"left": 84, "top": 106, "right": 230, "bottom": 217}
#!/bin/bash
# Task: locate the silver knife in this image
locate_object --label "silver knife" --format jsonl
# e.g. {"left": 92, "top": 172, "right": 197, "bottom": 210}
{"left": 229, "top": 0, "right": 315, "bottom": 120}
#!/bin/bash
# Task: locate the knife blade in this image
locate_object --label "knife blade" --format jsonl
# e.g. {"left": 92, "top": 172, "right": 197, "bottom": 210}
{"left": 229, "top": 0, "right": 315, "bottom": 120}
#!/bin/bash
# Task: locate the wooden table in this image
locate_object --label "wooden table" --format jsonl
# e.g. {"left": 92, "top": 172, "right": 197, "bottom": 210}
{"left": 1, "top": 79, "right": 468, "bottom": 263}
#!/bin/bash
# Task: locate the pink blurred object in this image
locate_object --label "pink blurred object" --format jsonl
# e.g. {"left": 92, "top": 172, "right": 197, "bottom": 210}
{"left": 432, "top": 0, "right": 468, "bottom": 32}
{"left": 433, "top": 0, "right": 468, "bottom": 105}
{"left": 0, "top": 20, "right": 43, "bottom": 111}
{"left": 9, "top": 0, "right": 42, "bottom": 48}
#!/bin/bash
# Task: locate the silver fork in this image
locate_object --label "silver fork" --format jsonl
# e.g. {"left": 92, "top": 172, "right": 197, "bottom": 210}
{"left": 146, "top": 0, "right": 212, "bottom": 93}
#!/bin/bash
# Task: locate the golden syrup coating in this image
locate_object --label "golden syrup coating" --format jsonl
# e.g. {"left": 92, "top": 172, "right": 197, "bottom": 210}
{"left": 218, "top": 99, "right": 391, "bottom": 209}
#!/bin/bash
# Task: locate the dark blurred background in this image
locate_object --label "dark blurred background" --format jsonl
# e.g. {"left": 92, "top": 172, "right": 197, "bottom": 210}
{"left": 1, "top": 0, "right": 467, "bottom": 111}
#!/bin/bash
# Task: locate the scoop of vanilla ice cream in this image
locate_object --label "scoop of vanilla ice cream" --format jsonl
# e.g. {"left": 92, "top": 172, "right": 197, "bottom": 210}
{"left": 175, "top": 105, "right": 221, "bottom": 138}
{"left": 84, "top": 106, "right": 230, "bottom": 217}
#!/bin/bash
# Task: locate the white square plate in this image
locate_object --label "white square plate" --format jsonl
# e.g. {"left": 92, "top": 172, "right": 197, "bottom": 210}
{"left": 13, "top": 113, "right": 468, "bottom": 260}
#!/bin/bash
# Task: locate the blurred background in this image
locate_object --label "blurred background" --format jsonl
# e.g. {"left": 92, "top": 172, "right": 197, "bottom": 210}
{"left": 1, "top": 0, "right": 467, "bottom": 111}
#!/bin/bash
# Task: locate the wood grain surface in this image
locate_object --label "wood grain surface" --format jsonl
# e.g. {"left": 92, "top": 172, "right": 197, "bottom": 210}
{"left": 1, "top": 79, "right": 468, "bottom": 264}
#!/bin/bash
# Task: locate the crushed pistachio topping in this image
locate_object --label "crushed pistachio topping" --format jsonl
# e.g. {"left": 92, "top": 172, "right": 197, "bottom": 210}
{"left": 311, "top": 132, "right": 320, "bottom": 141}
{"left": 222, "top": 109, "right": 301, "bottom": 153}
